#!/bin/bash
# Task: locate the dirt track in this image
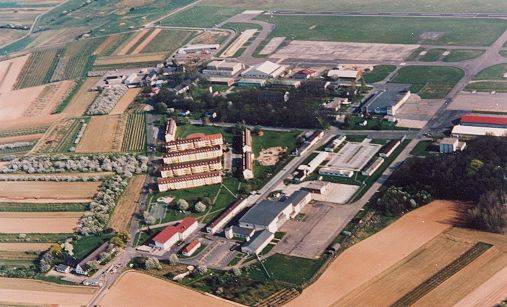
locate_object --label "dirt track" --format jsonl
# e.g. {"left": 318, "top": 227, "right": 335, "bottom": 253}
{"left": 287, "top": 200, "right": 457, "bottom": 306}
{"left": 99, "top": 271, "right": 239, "bottom": 307}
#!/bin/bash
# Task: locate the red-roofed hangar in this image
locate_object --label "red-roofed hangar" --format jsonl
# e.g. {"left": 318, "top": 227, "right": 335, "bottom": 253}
{"left": 461, "top": 114, "right": 507, "bottom": 128}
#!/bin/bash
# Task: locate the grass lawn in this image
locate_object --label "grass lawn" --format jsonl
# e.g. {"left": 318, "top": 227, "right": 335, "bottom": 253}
{"left": 363, "top": 65, "right": 396, "bottom": 83}
{"left": 391, "top": 66, "right": 464, "bottom": 99}
{"left": 160, "top": 6, "right": 243, "bottom": 27}
{"left": 419, "top": 48, "right": 446, "bottom": 62}
{"left": 248, "top": 253, "right": 326, "bottom": 286}
{"left": 500, "top": 50, "right": 507, "bottom": 58}
{"left": 443, "top": 49, "right": 484, "bottom": 62}
{"left": 252, "top": 130, "right": 301, "bottom": 155}
{"left": 474, "top": 64, "right": 507, "bottom": 80}
{"left": 223, "top": 22, "right": 262, "bottom": 33}
{"left": 406, "top": 47, "right": 425, "bottom": 61}
{"left": 465, "top": 81, "right": 507, "bottom": 92}
{"left": 0, "top": 233, "right": 70, "bottom": 243}
{"left": 73, "top": 233, "right": 113, "bottom": 260}
{"left": 410, "top": 140, "right": 432, "bottom": 156}
{"left": 255, "top": 15, "right": 507, "bottom": 46}
{"left": 342, "top": 116, "right": 399, "bottom": 131}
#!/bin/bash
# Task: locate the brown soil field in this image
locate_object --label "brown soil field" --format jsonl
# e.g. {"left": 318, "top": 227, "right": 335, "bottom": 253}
{"left": 110, "top": 88, "right": 141, "bottom": 114}
{"left": 0, "top": 10, "right": 40, "bottom": 26}
{"left": 62, "top": 77, "right": 100, "bottom": 116}
{"left": 131, "top": 28, "right": 162, "bottom": 54}
{"left": 288, "top": 200, "right": 458, "bottom": 307}
{"left": 99, "top": 271, "right": 238, "bottom": 307}
{"left": 0, "top": 277, "right": 95, "bottom": 306}
{"left": 191, "top": 31, "right": 229, "bottom": 44}
{"left": 0, "top": 54, "right": 29, "bottom": 93}
{"left": 116, "top": 29, "right": 150, "bottom": 55}
{"left": 0, "top": 114, "right": 62, "bottom": 132}
{"left": 108, "top": 175, "right": 145, "bottom": 232}
{"left": 93, "top": 34, "right": 118, "bottom": 55}
{"left": 94, "top": 52, "right": 166, "bottom": 66}
{"left": 0, "top": 243, "right": 52, "bottom": 251}
{"left": 453, "top": 264, "right": 507, "bottom": 307}
{"left": 76, "top": 114, "right": 126, "bottom": 152}
{"left": 0, "top": 181, "right": 99, "bottom": 201}
{"left": 23, "top": 80, "right": 75, "bottom": 117}
{"left": 0, "top": 133, "right": 44, "bottom": 144}
{"left": 0, "top": 84, "right": 46, "bottom": 120}
{"left": 0, "top": 29, "right": 27, "bottom": 49}
{"left": 0, "top": 211, "right": 83, "bottom": 233}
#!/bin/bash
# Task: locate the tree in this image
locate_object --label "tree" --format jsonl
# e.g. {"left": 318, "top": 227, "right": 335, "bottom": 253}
{"left": 117, "top": 231, "right": 130, "bottom": 243}
{"left": 169, "top": 253, "right": 179, "bottom": 265}
{"left": 467, "top": 190, "right": 507, "bottom": 233}
{"left": 154, "top": 102, "right": 168, "bottom": 114}
{"left": 143, "top": 212, "right": 156, "bottom": 225}
{"left": 232, "top": 267, "right": 242, "bottom": 276}
{"left": 194, "top": 201, "right": 206, "bottom": 213}
{"left": 110, "top": 236, "right": 126, "bottom": 248}
{"left": 177, "top": 199, "right": 189, "bottom": 211}
{"left": 49, "top": 243, "right": 62, "bottom": 255}
{"left": 144, "top": 257, "right": 162, "bottom": 270}
{"left": 197, "top": 264, "right": 208, "bottom": 274}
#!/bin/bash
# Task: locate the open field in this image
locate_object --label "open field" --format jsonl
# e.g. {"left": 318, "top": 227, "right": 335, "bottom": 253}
{"left": 190, "top": 30, "right": 229, "bottom": 45}
{"left": 202, "top": 0, "right": 507, "bottom": 13}
{"left": 0, "top": 243, "right": 51, "bottom": 251}
{"left": 94, "top": 52, "right": 166, "bottom": 66}
{"left": 257, "top": 15, "right": 507, "bottom": 46}
{"left": 160, "top": 5, "right": 243, "bottom": 28}
{"left": 111, "top": 88, "right": 141, "bottom": 114}
{"left": 363, "top": 65, "right": 397, "bottom": 83}
{"left": 121, "top": 113, "right": 146, "bottom": 151}
{"left": 0, "top": 181, "right": 99, "bottom": 202}
{"left": 93, "top": 34, "right": 118, "bottom": 55}
{"left": 465, "top": 81, "right": 507, "bottom": 93}
{"left": 0, "top": 84, "right": 46, "bottom": 120}
{"left": 76, "top": 114, "right": 126, "bottom": 153}
{"left": 99, "top": 271, "right": 237, "bottom": 307}
{"left": 419, "top": 48, "right": 446, "bottom": 62}
{"left": 288, "top": 200, "right": 457, "bottom": 306}
{"left": 131, "top": 28, "right": 162, "bottom": 54}
{"left": 142, "top": 29, "right": 195, "bottom": 54}
{"left": 108, "top": 176, "right": 145, "bottom": 232}
{"left": 117, "top": 29, "right": 151, "bottom": 55}
{"left": 15, "top": 48, "right": 59, "bottom": 89}
{"left": 452, "top": 264, "right": 507, "bottom": 307}
{"left": 271, "top": 40, "right": 418, "bottom": 62}
{"left": 62, "top": 77, "right": 100, "bottom": 116}
{"left": 0, "top": 277, "right": 95, "bottom": 306}
{"left": 0, "top": 54, "right": 29, "bottom": 93}
{"left": 391, "top": 65, "right": 464, "bottom": 99}
{"left": 0, "top": 115, "right": 59, "bottom": 134}
{"left": 0, "top": 29, "right": 27, "bottom": 49}
{"left": 23, "top": 80, "right": 75, "bottom": 117}
{"left": 97, "top": 33, "right": 131, "bottom": 56}
{"left": 0, "top": 9, "right": 41, "bottom": 26}
{"left": 0, "top": 211, "right": 83, "bottom": 233}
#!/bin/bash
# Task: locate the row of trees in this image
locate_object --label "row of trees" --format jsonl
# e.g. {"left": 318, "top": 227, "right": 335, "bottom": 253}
{"left": 87, "top": 85, "right": 128, "bottom": 115}
{"left": 376, "top": 136, "right": 507, "bottom": 233}
{"left": 0, "top": 175, "right": 103, "bottom": 182}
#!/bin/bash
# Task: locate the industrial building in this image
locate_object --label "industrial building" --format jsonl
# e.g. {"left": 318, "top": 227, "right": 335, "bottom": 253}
{"left": 361, "top": 157, "right": 384, "bottom": 176}
{"left": 237, "top": 78, "right": 267, "bottom": 87}
{"left": 202, "top": 60, "right": 245, "bottom": 76}
{"left": 460, "top": 114, "right": 507, "bottom": 128}
{"left": 160, "top": 158, "right": 222, "bottom": 178}
{"left": 157, "top": 171, "right": 222, "bottom": 191}
{"left": 319, "top": 140, "right": 381, "bottom": 177}
{"left": 239, "top": 200, "right": 293, "bottom": 233}
{"left": 242, "top": 151, "right": 254, "bottom": 180}
{"left": 451, "top": 125, "right": 507, "bottom": 137}
{"left": 206, "top": 198, "right": 249, "bottom": 234}
{"left": 361, "top": 84, "right": 411, "bottom": 116}
{"left": 165, "top": 119, "right": 177, "bottom": 142}
{"left": 379, "top": 139, "right": 401, "bottom": 158}
{"left": 284, "top": 190, "right": 312, "bottom": 217}
{"left": 303, "top": 181, "right": 331, "bottom": 194}
{"left": 152, "top": 217, "right": 198, "bottom": 250}
{"left": 298, "top": 152, "right": 328, "bottom": 175}
{"left": 177, "top": 44, "right": 220, "bottom": 54}
{"left": 325, "top": 135, "right": 346, "bottom": 152}
{"left": 327, "top": 69, "right": 361, "bottom": 81}
{"left": 241, "top": 230, "right": 274, "bottom": 255}
{"left": 440, "top": 138, "right": 466, "bottom": 153}
{"left": 225, "top": 226, "right": 255, "bottom": 241}
{"left": 242, "top": 128, "right": 252, "bottom": 153}
{"left": 241, "top": 61, "right": 286, "bottom": 79}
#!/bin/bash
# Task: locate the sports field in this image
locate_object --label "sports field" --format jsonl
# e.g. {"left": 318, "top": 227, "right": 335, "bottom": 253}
{"left": 256, "top": 15, "right": 507, "bottom": 46}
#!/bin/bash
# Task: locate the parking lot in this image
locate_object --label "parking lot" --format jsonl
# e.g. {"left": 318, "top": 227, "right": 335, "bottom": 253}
{"left": 273, "top": 201, "right": 360, "bottom": 259}
{"left": 395, "top": 96, "right": 444, "bottom": 128}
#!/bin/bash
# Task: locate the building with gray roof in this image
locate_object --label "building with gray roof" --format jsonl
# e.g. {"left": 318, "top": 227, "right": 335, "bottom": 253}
{"left": 241, "top": 230, "right": 274, "bottom": 255}
{"left": 239, "top": 200, "right": 293, "bottom": 233}
{"left": 361, "top": 84, "right": 411, "bottom": 116}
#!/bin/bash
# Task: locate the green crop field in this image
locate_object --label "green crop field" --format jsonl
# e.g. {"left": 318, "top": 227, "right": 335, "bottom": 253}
{"left": 391, "top": 66, "right": 464, "bottom": 99}
{"left": 98, "top": 33, "right": 131, "bottom": 56}
{"left": 363, "top": 65, "right": 397, "bottom": 83}
{"left": 141, "top": 30, "right": 195, "bottom": 54}
{"left": 255, "top": 15, "right": 507, "bottom": 46}
{"left": 51, "top": 39, "right": 103, "bottom": 82}
{"left": 201, "top": 0, "right": 507, "bottom": 13}
{"left": 15, "top": 48, "right": 60, "bottom": 89}
{"left": 443, "top": 49, "right": 484, "bottom": 62}
{"left": 122, "top": 113, "right": 146, "bottom": 151}
{"left": 419, "top": 48, "right": 446, "bottom": 62}
{"left": 0, "top": 126, "right": 49, "bottom": 138}
{"left": 160, "top": 6, "right": 243, "bottom": 28}
{"left": 0, "top": 202, "right": 88, "bottom": 212}
{"left": 474, "top": 63, "right": 507, "bottom": 80}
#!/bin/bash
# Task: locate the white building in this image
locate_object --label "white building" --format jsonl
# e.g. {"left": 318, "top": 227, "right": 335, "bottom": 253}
{"left": 451, "top": 125, "right": 507, "bottom": 137}
{"left": 298, "top": 152, "right": 328, "bottom": 174}
{"left": 165, "top": 118, "right": 177, "bottom": 142}
{"left": 327, "top": 69, "right": 361, "bottom": 80}
{"left": 241, "top": 61, "right": 286, "bottom": 79}
{"left": 203, "top": 60, "right": 244, "bottom": 76}
{"left": 325, "top": 135, "right": 346, "bottom": 152}
{"left": 241, "top": 230, "right": 274, "bottom": 255}
{"left": 440, "top": 138, "right": 466, "bottom": 153}
{"left": 152, "top": 217, "right": 198, "bottom": 250}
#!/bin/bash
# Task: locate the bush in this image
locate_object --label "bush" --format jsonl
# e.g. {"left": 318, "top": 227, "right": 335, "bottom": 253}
{"left": 177, "top": 199, "right": 189, "bottom": 211}
{"left": 194, "top": 201, "right": 206, "bottom": 213}
{"left": 145, "top": 257, "right": 162, "bottom": 270}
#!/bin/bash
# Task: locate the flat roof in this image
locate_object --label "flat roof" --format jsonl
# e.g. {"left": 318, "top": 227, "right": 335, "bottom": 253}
{"left": 239, "top": 200, "right": 292, "bottom": 226}
{"left": 283, "top": 190, "right": 311, "bottom": 206}
{"left": 441, "top": 137, "right": 459, "bottom": 145}
{"left": 243, "top": 230, "right": 273, "bottom": 251}
{"left": 452, "top": 125, "right": 507, "bottom": 137}
{"left": 461, "top": 114, "right": 507, "bottom": 126}
{"left": 363, "top": 84, "right": 410, "bottom": 111}
{"left": 325, "top": 141, "right": 381, "bottom": 172}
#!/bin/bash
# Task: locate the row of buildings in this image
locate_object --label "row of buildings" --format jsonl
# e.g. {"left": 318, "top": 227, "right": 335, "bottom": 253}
{"left": 240, "top": 128, "right": 254, "bottom": 180}
{"left": 158, "top": 120, "right": 224, "bottom": 191}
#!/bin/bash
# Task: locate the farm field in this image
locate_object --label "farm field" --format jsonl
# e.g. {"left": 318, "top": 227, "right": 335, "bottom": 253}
{"left": 50, "top": 39, "right": 104, "bottom": 82}
{"left": 0, "top": 84, "right": 46, "bottom": 120}
{"left": 108, "top": 175, "right": 145, "bottom": 232}
{"left": 94, "top": 52, "right": 166, "bottom": 66}
{"left": 131, "top": 28, "right": 162, "bottom": 54}
{"left": 0, "top": 29, "right": 27, "bottom": 48}
{"left": 99, "top": 271, "right": 237, "bottom": 307}
{"left": 0, "top": 243, "right": 52, "bottom": 252}
{"left": 93, "top": 34, "right": 118, "bottom": 55}
{"left": 0, "top": 54, "right": 29, "bottom": 93}
{"left": 256, "top": 15, "right": 507, "bottom": 46}
{"left": 117, "top": 29, "right": 151, "bottom": 55}
{"left": 33, "top": 117, "right": 84, "bottom": 153}
{"left": 62, "top": 77, "right": 100, "bottom": 116}
{"left": 111, "top": 88, "right": 141, "bottom": 114}
{"left": 141, "top": 29, "right": 195, "bottom": 54}
{"left": 0, "top": 211, "right": 83, "bottom": 233}
{"left": 76, "top": 114, "right": 127, "bottom": 153}
{"left": 23, "top": 80, "right": 75, "bottom": 117}
{"left": 0, "top": 133, "right": 43, "bottom": 144}
{"left": 121, "top": 113, "right": 146, "bottom": 151}
{"left": 0, "top": 181, "right": 100, "bottom": 202}
{"left": 0, "top": 277, "right": 95, "bottom": 306}
{"left": 391, "top": 66, "right": 464, "bottom": 99}
{"left": 97, "top": 33, "right": 131, "bottom": 56}
{"left": 0, "top": 115, "right": 59, "bottom": 135}
{"left": 0, "top": 8, "right": 42, "bottom": 26}
{"left": 201, "top": 0, "right": 507, "bottom": 13}
{"left": 15, "top": 48, "right": 59, "bottom": 89}
{"left": 160, "top": 5, "right": 243, "bottom": 28}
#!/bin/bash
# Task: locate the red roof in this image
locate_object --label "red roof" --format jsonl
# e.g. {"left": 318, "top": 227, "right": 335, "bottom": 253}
{"left": 152, "top": 217, "right": 196, "bottom": 244}
{"left": 183, "top": 240, "right": 200, "bottom": 253}
{"left": 461, "top": 114, "right": 507, "bottom": 126}
{"left": 297, "top": 69, "right": 316, "bottom": 75}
